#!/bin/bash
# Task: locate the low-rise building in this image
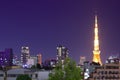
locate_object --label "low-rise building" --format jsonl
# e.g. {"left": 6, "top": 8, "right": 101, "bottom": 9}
{"left": 0, "top": 68, "right": 50, "bottom": 80}
{"left": 88, "top": 57, "right": 120, "bottom": 80}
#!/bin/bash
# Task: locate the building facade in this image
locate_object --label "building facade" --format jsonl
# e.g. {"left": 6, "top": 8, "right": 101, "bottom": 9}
{"left": 83, "top": 61, "right": 100, "bottom": 80}
{"left": 79, "top": 56, "right": 86, "bottom": 65}
{"left": 56, "top": 45, "right": 69, "bottom": 63}
{"left": 88, "top": 57, "right": 120, "bottom": 80}
{"left": 0, "top": 68, "right": 50, "bottom": 80}
{"left": 27, "top": 56, "right": 37, "bottom": 68}
{"left": 21, "top": 47, "right": 30, "bottom": 65}
{"left": 37, "top": 54, "right": 42, "bottom": 65}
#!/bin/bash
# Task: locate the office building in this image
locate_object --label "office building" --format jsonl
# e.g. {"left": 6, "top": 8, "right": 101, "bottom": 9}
{"left": 21, "top": 46, "right": 30, "bottom": 65}
{"left": 56, "top": 45, "right": 69, "bottom": 63}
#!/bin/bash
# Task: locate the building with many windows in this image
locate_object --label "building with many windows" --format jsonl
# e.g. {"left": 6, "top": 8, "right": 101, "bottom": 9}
{"left": 88, "top": 57, "right": 120, "bottom": 80}
{"left": 56, "top": 45, "right": 69, "bottom": 63}
{"left": 21, "top": 47, "right": 30, "bottom": 65}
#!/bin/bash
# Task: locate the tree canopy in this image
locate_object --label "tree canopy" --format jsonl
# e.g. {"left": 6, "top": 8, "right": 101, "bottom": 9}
{"left": 48, "top": 58, "right": 83, "bottom": 80}
{"left": 16, "top": 74, "right": 32, "bottom": 80}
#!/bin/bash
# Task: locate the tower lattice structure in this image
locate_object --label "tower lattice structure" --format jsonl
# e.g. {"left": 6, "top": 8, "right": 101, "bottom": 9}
{"left": 93, "top": 15, "right": 102, "bottom": 65}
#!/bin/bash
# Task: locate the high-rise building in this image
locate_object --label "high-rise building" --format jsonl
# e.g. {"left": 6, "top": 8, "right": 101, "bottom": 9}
{"left": 79, "top": 56, "right": 86, "bottom": 65}
{"left": 0, "top": 48, "right": 13, "bottom": 66}
{"left": 21, "top": 46, "right": 30, "bottom": 65}
{"left": 56, "top": 45, "right": 69, "bottom": 63}
{"left": 37, "top": 54, "right": 42, "bottom": 65}
{"left": 92, "top": 15, "right": 102, "bottom": 65}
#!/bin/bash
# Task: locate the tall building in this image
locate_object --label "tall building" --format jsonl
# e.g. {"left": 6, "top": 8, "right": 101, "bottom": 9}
{"left": 93, "top": 15, "right": 102, "bottom": 65}
{"left": 37, "top": 54, "right": 42, "bottom": 65}
{"left": 79, "top": 56, "right": 86, "bottom": 65}
{"left": 21, "top": 46, "right": 30, "bottom": 65}
{"left": 56, "top": 45, "right": 69, "bottom": 63}
{"left": 0, "top": 48, "right": 13, "bottom": 66}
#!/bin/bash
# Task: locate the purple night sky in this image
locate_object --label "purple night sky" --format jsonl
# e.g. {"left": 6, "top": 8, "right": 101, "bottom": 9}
{"left": 0, "top": 0, "right": 120, "bottom": 63}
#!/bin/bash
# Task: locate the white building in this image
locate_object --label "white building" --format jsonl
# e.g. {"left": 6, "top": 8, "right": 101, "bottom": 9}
{"left": 0, "top": 68, "right": 50, "bottom": 80}
{"left": 79, "top": 56, "right": 86, "bottom": 65}
{"left": 21, "top": 46, "right": 30, "bottom": 65}
{"left": 27, "top": 56, "right": 37, "bottom": 68}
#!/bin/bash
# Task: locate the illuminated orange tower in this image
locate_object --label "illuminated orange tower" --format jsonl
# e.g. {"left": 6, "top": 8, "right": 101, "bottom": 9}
{"left": 93, "top": 15, "right": 102, "bottom": 65}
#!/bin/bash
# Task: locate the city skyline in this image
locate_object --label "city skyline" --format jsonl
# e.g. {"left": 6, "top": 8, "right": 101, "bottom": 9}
{"left": 0, "top": 1, "right": 120, "bottom": 63}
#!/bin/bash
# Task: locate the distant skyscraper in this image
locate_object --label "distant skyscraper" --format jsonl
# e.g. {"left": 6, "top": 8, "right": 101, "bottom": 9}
{"left": 79, "top": 56, "right": 86, "bottom": 65}
{"left": 56, "top": 45, "right": 69, "bottom": 63}
{"left": 27, "top": 56, "right": 37, "bottom": 68}
{"left": 92, "top": 15, "right": 102, "bottom": 65}
{"left": 0, "top": 48, "right": 13, "bottom": 66}
{"left": 37, "top": 54, "right": 42, "bottom": 65}
{"left": 21, "top": 46, "right": 30, "bottom": 65}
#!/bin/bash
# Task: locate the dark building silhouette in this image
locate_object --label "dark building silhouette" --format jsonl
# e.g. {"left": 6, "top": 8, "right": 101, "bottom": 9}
{"left": 0, "top": 48, "right": 13, "bottom": 67}
{"left": 43, "top": 58, "right": 57, "bottom": 70}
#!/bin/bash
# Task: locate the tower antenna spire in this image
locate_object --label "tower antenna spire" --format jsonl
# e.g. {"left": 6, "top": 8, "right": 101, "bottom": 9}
{"left": 95, "top": 12, "right": 98, "bottom": 28}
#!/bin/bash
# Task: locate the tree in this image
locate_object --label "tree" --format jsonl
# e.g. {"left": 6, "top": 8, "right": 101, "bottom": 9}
{"left": 31, "top": 65, "right": 36, "bottom": 69}
{"left": 48, "top": 58, "right": 83, "bottom": 80}
{"left": 16, "top": 74, "right": 32, "bottom": 80}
